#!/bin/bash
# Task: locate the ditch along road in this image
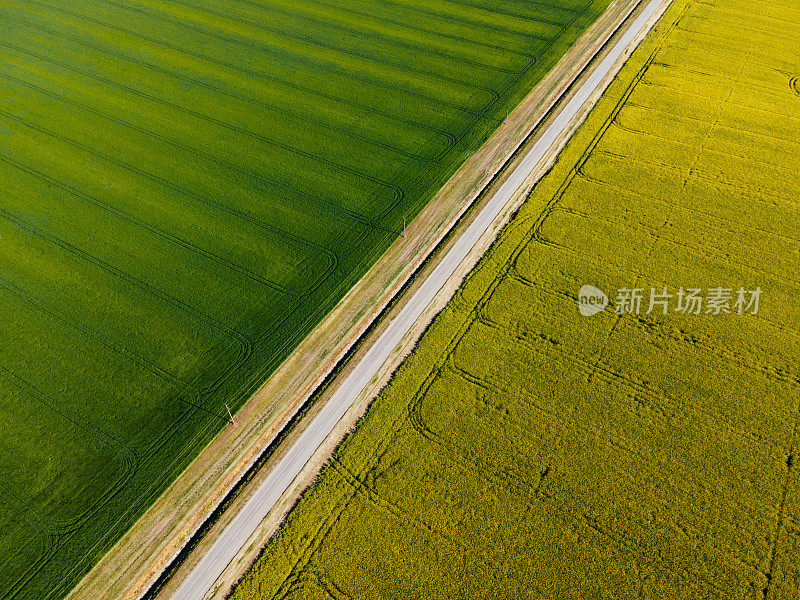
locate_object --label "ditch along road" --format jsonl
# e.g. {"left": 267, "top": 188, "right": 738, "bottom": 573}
{"left": 170, "top": 0, "right": 672, "bottom": 598}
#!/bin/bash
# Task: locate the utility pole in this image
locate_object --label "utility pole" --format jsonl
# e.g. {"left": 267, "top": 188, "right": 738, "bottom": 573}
{"left": 225, "top": 404, "right": 235, "bottom": 426}
{"left": 402, "top": 216, "right": 406, "bottom": 238}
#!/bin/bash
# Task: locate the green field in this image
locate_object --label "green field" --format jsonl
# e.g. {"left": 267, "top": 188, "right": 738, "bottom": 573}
{"left": 0, "top": 0, "right": 616, "bottom": 597}
{"left": 230, "top": 0, "right": 800, "bottom": 598}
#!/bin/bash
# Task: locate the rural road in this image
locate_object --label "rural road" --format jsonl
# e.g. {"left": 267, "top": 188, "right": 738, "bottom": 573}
{"left": 170, "top": 1, "right": 670, "bottom": 598}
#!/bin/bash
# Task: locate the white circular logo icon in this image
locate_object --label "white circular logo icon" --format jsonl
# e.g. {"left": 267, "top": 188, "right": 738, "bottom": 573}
{"left": 578, "top": 285, "right": 608, "bottom": 316}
